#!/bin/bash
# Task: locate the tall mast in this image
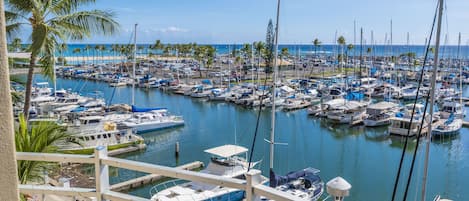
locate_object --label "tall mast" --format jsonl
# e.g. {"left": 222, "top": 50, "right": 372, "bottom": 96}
{"left": 53, "top": 53, "right": 57, "bottom": 98}
{"left": 421, "top": 0, "right": 443, "bottom": 200}
{"left": 132, "top": 23, "right": 137, "bottom": 106}
{"left": 458, "top": 33, "right": 462, "bottom": 106}
{"left": 269, "top": 0, "right": 281, "bottom": 172}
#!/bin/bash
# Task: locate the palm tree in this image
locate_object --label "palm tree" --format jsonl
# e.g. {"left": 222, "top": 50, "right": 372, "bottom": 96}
{"left": 254, "top": 41, "right": 265, "bottom": 82}
{"left": 84, "top": 45, "right": 91, "bottom": 66}
{"left": 280, "top": 47, "right": 289, "bottom": 67}
{"left": 313, "top": 38, "right": 321, "bottom": 56}
{"left": 337, "top": 36, "right": 346, "bottom": 73}
{"left": 240, "top": 43, "right": 252, "bottom": 75}
{"left": 72, "top": 48, "right": 81, "bottom": 65}
{"left": 15, "top": 114, "right": 79, "bottom": 184}
{"left": 153, "top": 39, "right": 162, "bottom": 56}
{"left": 11, "top": 37, "right": 21, "bottom": 52}
{"left": 58, "top": 43, "right": 68, "bottom": 66}
{"left": 5, "top": 0, "right": 119, "bottom": 119}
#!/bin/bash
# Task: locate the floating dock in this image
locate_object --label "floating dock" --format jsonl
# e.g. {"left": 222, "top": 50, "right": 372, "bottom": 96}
{"left": 110, "top": 161, "right": 204, "bottom": 192}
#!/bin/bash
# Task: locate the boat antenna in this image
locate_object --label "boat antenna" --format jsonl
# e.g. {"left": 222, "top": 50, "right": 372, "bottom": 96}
{"left": 132, "top": 23, "right": 137, "bottom": 106}
{"left": 390, "top": 1, "right": 439, "bottom": 200}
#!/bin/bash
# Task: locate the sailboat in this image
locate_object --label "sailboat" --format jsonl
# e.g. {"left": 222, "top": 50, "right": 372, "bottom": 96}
{"left": 432, "top": 32, "right": 464, "bottom": 138}
{"left": 266, "top": 1, "right": 324, "bottom": 200}
{"left": 119, "top": 24, "right": 184, "bottom": 134}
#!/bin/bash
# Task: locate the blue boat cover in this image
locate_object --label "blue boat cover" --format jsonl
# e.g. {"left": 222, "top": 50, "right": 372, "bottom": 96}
{"left": 395, "top": 112, "right": 404, "bottom": 118}
{"left": 346, "top": 91, "right": 364, "bottom": 101}
{"left": 202, "top": 79, "right": 212, "bottom": 85}
{"left": 445, "top": 113, "right": 455, "bottom": 125}
{"left": 131, "top": 105, "right": 166, "bottom": 112}
{"left": 269, "top": 168, "right": 321, "bottom": 188}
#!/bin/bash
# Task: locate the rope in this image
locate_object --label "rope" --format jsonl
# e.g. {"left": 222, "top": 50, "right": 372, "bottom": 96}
{"left": 247, "top": 62, "right": 271, "bottom": 171}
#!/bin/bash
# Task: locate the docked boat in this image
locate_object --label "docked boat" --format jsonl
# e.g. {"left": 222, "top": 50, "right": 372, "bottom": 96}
{"left": 269, "top": 168, "right": 324, "bottom": 201}
{"left": 432, "top": 114, "right": 462, "bottom": 137}
{"left": 439, "top": 101, "right": 464, "bottom": 119}
{"left": 119, "top": 106, "right": 184, "bottom": 133}
{"left": 109, "top": 79, "right": 128, "bottom": 87}
{"left": 150, "top": 145, "right": 264, "bottom": 201}
{"left": 59, "top": 116, "right": 143, "bottom": 153}
{"left": 326, "top": 100, "right": 367, "bottom": 124}
{"left": 363, "top": 101, "right": 400, "bottom": 127}
{"left": 388, "top": 103, "right": 430, "bottom": 137}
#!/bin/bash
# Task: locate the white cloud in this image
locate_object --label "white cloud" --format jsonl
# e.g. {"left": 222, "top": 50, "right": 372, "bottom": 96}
{"left": 156, "top": 26, "right": 189, "bottom": 33}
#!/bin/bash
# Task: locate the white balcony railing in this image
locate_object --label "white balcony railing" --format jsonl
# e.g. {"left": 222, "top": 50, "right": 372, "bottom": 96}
{"left": 16, "top": 146, "right": 299, "bottom": 201}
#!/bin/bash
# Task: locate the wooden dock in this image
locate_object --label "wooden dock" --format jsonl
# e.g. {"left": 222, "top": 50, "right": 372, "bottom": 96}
{"left": 108, "top": 144, "right": 146, "bottom": 156}
{"left": 110, "top": 161, "right": 204, "bottom": 192}
{"left": 463, "top": 121, "right": 469, "bottom": 127}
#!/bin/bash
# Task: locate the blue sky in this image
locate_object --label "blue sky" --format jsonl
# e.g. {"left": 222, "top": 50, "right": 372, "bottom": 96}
{"left": 17, "top": 0, "right": 469, "bottom": 45}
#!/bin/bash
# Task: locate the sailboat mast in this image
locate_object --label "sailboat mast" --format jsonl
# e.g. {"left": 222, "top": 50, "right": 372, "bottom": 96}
{"left": 132, "top": 23, "right": 137, "bottom": 106}
{"left": 421, "top": 0, "right": 444, "bottom": 200}
{"left": 458, "top": 33, "right": 462, "bottom": 106}
{"left": 270, "top": 0, "right": 281, "bottom": 171}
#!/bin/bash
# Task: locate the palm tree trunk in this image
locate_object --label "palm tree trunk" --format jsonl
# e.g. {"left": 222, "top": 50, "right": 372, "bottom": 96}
{"left": 23, "top": 53, "right": 36, "bottom": 119}
{"left": 0, "top": 0, "right": 20, "bottom": 198}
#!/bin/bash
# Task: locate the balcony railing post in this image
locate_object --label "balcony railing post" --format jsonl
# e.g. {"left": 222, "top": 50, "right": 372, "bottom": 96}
{"left": 94, "top": 146, "right": 109, "bottom": 201}
{"left": 245, "top": 169, "right": 262, "bottom": 201}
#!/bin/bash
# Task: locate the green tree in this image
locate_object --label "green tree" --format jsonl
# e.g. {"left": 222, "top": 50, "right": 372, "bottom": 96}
{"left": 72, "top": 47, "right": 81, "bottom": 65}
{"left": 313, "top": 38, "right": 321, "bottom": 56}
{"left": 10, "top": 37, "right": 21, "bottom": 52}
{"left": 337, "top": 36, "right": 346, "bottom": 72}
{"left": 5, "top": 0, "right": 119, "bottom": 119}
{"left": 15, "top": 114, "right": 79, "bottom": 184}
{"left": 264, "top": 19, "right": 275, "bottom": 73}
{"left": 280, "top": 47, "right": 289, "bottom": 67}
{"left": 240, "top": 43, "right": 252, "bottom": 75}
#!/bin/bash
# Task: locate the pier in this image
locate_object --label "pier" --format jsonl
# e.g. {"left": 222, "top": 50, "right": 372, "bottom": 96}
{"left": 110, "top": 161, "right": 204, "bottom": 192}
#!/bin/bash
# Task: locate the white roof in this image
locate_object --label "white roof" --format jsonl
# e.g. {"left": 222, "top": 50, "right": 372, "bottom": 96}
{"left": 79, "top": 116, "right": 104, "bottom": 121}
{"left": 280, "top": 85, "right": 295, "bottom": 93}
{"left": 368, "top": 101, "right": 398, "bottom": 110}
{"left": 204, "top": 145, "right": 248, "bottom": 158}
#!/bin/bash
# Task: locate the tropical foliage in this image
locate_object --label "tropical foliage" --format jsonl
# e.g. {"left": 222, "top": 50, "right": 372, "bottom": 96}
{"left": 5, "top": 0, "right": 120, "bottom": 119}
{"left": 15, "top": 114, "right": 78, "bottom": 184}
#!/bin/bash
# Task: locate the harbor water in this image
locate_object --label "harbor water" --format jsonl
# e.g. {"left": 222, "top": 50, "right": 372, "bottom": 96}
{"left": 32, "top": 75, "right": 469, "bottom": 200}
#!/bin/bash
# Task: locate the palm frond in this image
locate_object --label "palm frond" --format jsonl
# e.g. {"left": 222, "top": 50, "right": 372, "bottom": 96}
{"left": 6, "top": 22, "right": 22, "bottom": 40}
{"left": 30, "top": 23, "right": 48, "bottom": 55}
{"left": 49, "top": 0, "right": 96, "bottom": 16}
{"left": 15, "top": 114, "right": 78, "bottom": 184}
{"left": 5, "top": 0, "right": 34, "bottom": 13}
{"left": 51, "top": 10, "right": 119, "bottom": 40}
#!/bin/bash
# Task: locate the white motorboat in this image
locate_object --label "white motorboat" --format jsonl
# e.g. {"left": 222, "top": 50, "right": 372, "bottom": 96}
{"left": 432, "top": 114, "right": 462, "bottom": 137}
{"left": 59, "top": 116, "right": 143, "bottom": 152}
{"left": 388, "top": 103, "right": 430, "bottom": 137}
{"left": 364, "top": 101, "right": 400, "bottom": 127}
{"left": 150, "top": 145, "right": 264, "bottom": 201}
{"left": 326, "top": 100, "right": 367, "bottom": 124}
{"left": 120, "top": 109, "right": 184, "bottom": 133}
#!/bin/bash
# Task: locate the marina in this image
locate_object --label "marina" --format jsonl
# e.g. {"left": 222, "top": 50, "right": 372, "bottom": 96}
{"left": 3, "top": 0, "right": 469, "bottom": 200}
{"left": 21, "top": 72, "right": 469, "bottom": 200}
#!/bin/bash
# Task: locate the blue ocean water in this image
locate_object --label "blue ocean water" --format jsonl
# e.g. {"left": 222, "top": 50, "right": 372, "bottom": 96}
{"left": 61, "top": 44, "right": 469, "bottom": 59}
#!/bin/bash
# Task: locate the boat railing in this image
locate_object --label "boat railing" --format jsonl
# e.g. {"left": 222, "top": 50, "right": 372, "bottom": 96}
{"left": 148, "top": 179, "right": 190, "bottom": 197}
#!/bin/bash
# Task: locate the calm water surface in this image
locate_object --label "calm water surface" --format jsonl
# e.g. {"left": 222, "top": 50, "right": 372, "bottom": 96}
{"left": 32, "top": 75, "right": 469, "bottom": 201}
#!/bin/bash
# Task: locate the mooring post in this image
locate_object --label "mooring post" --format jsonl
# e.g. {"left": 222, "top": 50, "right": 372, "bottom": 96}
{"left": 245, "top": 169, "right": 262, "bottom": 201}
{"left": 175, "top": 141, "right": 180, "bottom": 158}
{"left": 95, "top": 146, "right": 109, "bottom": 201}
